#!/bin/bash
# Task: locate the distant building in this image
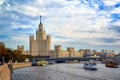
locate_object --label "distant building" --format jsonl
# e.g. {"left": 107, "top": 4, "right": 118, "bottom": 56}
{"left": 17, "top": 45, "right": 24, "bottom": 52}
{"left": 29, "top": 16, "right": 51, "bottom": 57}
{"left": 101, "top": 49, "right": 115, "bottom": 59}
{"left": 17, "top": 45, "right": 30, "bottom": 55}
{"left": 50, "top": 45, "right": 83, "bottom": 58}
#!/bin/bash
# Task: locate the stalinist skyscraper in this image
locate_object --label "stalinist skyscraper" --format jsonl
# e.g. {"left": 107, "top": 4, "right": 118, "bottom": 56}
{"left": 29, "top": 16, "right": 51, "bottom": 57}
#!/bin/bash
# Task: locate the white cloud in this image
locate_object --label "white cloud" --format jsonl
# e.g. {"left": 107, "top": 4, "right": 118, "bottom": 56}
{"left": 10, "top": 35, "right": 28, "bottom": 42}
{"left": 1, "top": 0, "right": 120, "bottom": 52}
{"left": 4, "top": 35, "right": 29, "bottom": 49}
{"left": 0, "top": 0, "right": 4, "bottom": 5}
{"left": 12, "top": 5, "right": 40, "bottom": 17}
{"left": 46, "top": 14, "right": 111, "bottom": 39}
{"left": 9, "top": 0, "right": 120, "bottom": 41}
{"left": 11, "top": 22, "right": 34, "bottom": 29}
{"left": 104, "top": 0, "right": 120, "bottom": 6}
{"left": 113, "top": 21, "right": 120, "bottom": 26}
{"left": 35, "top": 0, "right": 49, "bottom": 5}
{"left": 111, "top": 7, "right": 120, "bottom": 13}
{"left": 35, "top": 0, "right": 66, "bottom": 6}
{"left": 89, "top": 39, "right": 120, "bottom": 46}
{"left": 0, "top": 0, "right": 11, "bottom": 12}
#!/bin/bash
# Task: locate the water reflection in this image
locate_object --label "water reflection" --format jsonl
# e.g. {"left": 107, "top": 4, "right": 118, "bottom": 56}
{"left": 12, "top": 63, "right": 120, "bottom": 80}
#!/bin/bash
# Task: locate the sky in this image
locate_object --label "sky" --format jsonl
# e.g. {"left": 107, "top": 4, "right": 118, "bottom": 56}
{"left": 0, "top": 0, "right": 120, "bottom": 53}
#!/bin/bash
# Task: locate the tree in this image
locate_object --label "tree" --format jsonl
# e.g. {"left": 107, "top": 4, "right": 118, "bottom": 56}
{"left": 0, "top": 42, "right": 7, "bottom": 57}
{"left": 5, "top": 49, "right": 27, "bottom": 62}
{"left": 0, "top": 42, "right": 29, "bottom": 62}
{"left": 13, "top": 50, "right": 26, "bottom": 62}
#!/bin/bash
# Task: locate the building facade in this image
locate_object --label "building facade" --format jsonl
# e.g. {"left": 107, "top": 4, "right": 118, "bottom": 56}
{"left": 17, "top": 45, "right": 30, "bottom": 55}
{"left": 29, "top": 16, "right": 51, "bottom": 57}
{"left": 50, "top": 45, "right": 83, "bottom": 58}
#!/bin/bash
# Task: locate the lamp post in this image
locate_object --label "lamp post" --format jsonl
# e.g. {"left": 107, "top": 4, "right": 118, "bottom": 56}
{"left": 7, "top": 49, "right": 13, "bottom": 80}
{"left": 8, "top": 49, "right": 13, "bottom": 73}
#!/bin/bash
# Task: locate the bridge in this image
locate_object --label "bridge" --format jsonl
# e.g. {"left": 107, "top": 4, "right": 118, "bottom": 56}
{"left": 32, "top": 57, "right": 100, "bottom": 63}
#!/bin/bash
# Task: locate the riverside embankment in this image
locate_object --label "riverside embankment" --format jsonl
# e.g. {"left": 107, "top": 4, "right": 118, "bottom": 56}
{"left": 0, "top": 62, "right": 31, "bottom": 80}
{"left": 0, "top": 64, "right": 11, "bottom": 80}
{"left": 13, "top": 62, "right": 31, "bottom": 70}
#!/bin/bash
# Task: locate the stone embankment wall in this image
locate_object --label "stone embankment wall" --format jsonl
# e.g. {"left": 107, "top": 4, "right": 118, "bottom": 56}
{"left": 0, "top": 62, "right": 31, "bottom": 80}
{"left": 13, "top": 62, "right": 31, "bottom": 69}
{"left": 0, "top": 64, "right": 11, "bottom": 80}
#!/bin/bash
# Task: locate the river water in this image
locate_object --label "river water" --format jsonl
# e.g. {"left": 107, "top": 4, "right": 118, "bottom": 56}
{"left": 12, "top": 63, "right": 120, "bottom": 80}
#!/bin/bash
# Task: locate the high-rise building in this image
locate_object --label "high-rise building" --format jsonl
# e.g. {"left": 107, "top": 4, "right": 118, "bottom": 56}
{"left": 29, "top": 16, "right": 51, "bottom": 57}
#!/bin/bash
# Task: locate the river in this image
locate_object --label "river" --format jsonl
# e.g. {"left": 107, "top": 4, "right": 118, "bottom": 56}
{"left": 12, "top": 63, "right": 120, "bottom": 80}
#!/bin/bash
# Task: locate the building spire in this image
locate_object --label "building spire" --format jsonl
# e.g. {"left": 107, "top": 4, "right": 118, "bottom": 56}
{"left": 39, "top": 15, "right": 43, "bottom": 31}
{"left": 40, "top": 15, "right": 42, "bottom": 24}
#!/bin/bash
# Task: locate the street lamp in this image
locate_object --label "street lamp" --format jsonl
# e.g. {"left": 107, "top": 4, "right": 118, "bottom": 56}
{"left": 7, "top": 49, "right": 13, "bottom": 73}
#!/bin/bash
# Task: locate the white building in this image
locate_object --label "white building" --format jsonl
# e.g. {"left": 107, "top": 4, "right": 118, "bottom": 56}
{"left": 29, "top": 16, "right": 51, "bottom": 57}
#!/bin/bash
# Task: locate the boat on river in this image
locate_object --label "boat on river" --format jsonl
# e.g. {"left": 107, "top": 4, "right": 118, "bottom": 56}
{"left": 48, "top": 60, "right": 54, "bottom": 65}
{"left": 83, "top": 61, "right": 98, "bottom": 70}
{"left": 37, "top": 61, "right": 48, "bottom": 66}
{"left": 105, "top": 60, "right": 118, "bottom": 68}
{"left": 31, "top": 60, "right": 38, "bottom": 66}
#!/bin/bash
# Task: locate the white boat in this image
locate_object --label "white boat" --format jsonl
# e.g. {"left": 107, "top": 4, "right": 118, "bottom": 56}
{"left": 83, "top": 61, "right": 98, "bottom": 70}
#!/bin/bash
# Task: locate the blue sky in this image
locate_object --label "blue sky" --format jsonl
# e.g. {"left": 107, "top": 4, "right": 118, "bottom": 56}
{"left": 0, "top": 0, "right": 120, "bottom": 53}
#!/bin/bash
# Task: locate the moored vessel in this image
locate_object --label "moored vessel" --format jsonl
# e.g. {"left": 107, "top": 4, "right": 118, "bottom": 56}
{"left": 83, "top": 61, "right": 98, "bottom": 70}
{"left": 31, "top": 60, "right": 38, "bottom": 66}
{"left": 48, "top": 60, "right": 54, "bottom": 65}
{"left": 105, "top": 60, "right": 118, "bottom": 68}
{"left": 37, "top": 61, "right": 48, "bottom": 66}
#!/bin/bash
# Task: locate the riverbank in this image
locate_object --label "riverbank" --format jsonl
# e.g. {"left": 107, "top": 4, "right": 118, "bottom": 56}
{"left": 13, "top": 62, "right": 31, "bottom": 70}
{"left": 0, "top": 64, "right": 11, "bottom": 80}
{"left": 0, "top": 62, "right": 31, "bottom": 80}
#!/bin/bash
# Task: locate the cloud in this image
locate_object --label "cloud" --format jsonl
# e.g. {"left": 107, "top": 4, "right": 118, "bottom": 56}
{"left": 2, "top": 35, "right": 29, "bottom": 50}
{"left": 109, "top": 25, "right": 120, "bottom": 33}
{"left": 113, "top": 21, "right": 120, "bottom": 26}
{"left": 100, "top": 38, "right": 120, "bottom": 43}
{"left": 111, "top": 7, "right": 120, "bottom": 14}
{"left": 112, "top": 14, "right": 120, "bottom": 23}
{"left": 0, "top": 0, "right": 4, "bottom": 5}
{"left": 11, "top": 22, "right": 34, "bottom": 29}
{"left": 0, "top": 0, "right": 120, "bottom": 53}
{"left": 12, "top": 5, "right": 39, "bottom": 17}
{"left": 104, "top": 0, "right": 120, "bottom": 6}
